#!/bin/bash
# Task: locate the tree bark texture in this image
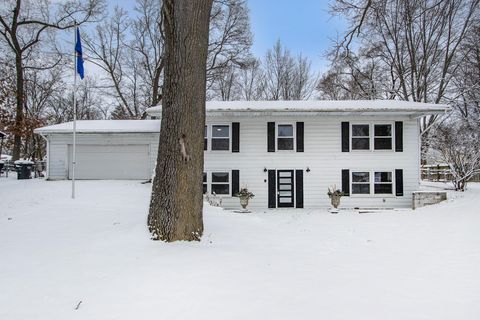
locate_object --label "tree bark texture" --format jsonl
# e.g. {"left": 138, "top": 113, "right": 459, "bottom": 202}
{"left": 148, "top": 0, "right": 213, "bottom": 242}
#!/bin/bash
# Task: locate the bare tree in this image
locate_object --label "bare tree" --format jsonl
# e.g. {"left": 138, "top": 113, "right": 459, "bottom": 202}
{"left": 207, "top": 0, "right": 253, "bottom": 89}
{"left": 431, "top": 120, "right": 480, "bottom": 191}
{"left": 317, "top": 45, "right": 392, "bottom": 100}
{"left": 328, "top": 0, "right": 480, "bottom": 132}
{"left": 237, "top": 58, "right": 265, "bottom": 100}
{"left": 263, "top": 40, "right": 316, "bottom": 100}
{"left": 209, "top": 65, "right": 240, "bottom": 101}
{"left": 88, "top": 0, "right": 252, "bottom": 115}
{"left": 148, "top": 0, "right": 213, "bottom": 242}
{"left": 85, "top": 7, "right": 145, "bottom": 119}
{"left": 452, "top": 25, "right": 480, "bottom": 124}
{"left": 290, "top": 54, "right": 316, "bottom": 100}
{"left": 0, "top": 0, "right": 105, "bottom": 160}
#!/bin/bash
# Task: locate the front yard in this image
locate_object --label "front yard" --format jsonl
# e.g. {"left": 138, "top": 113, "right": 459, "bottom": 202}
{"left": 0, "top": 177, "right": 479, "bottom": 320}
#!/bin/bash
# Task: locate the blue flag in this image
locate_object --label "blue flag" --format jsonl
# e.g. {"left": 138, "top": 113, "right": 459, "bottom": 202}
{"left": 75, "top": 28, "right": 84, "bottom": 79}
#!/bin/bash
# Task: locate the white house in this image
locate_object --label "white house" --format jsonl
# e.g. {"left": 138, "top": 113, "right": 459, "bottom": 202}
{"left": 34, "top": 100, "right": 449, "bottom": 209}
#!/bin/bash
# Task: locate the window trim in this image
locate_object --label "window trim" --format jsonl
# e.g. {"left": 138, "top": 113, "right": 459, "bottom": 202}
{"left": 205, "top": 123, "right": 231, "bottom": 152}
{"left": 203, "top": 170, "right": 231, "bottom": 196}
{"left": 350, "top": 169, "right": 396, "bottom": 197}
{"left": 275, "top": 123, "right": 296, "bottom": 152}
{"left": 350, "top": 122, "right": 395, "bottom": 152}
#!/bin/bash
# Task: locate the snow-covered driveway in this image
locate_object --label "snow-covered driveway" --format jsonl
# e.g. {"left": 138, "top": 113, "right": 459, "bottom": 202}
{"left": 1, "top": 177, "right": 479, "bottom": 320}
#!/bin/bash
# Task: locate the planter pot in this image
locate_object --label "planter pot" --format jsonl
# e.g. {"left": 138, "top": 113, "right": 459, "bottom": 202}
{"left": 330, "top": 195, "right": 341, "bottom": 209}
{"left": 240, "top": 197, "right": 249, "bottom": 210}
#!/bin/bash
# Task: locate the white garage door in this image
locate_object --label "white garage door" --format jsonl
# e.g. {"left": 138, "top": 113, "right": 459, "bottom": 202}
{"left": 68, "top": 144, "right": 150, "bottom": 180}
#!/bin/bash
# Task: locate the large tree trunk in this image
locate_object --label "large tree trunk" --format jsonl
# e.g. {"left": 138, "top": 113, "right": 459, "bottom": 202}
{"left": 12, "top": 53, "right": 24, "bottom": 161}
{"left": 148, "top": 0, "right": 213, "bottom": 242}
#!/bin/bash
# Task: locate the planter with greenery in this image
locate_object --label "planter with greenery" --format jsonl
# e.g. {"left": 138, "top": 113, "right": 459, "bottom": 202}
{"left": 235, "top": 187, "right": 255, "bottom": 212}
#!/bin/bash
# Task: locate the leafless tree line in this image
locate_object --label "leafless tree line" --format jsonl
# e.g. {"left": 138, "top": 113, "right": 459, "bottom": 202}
{"left": 319, "top": 0, "right": 479, "bottom": 131}
{"left": 209, "top": 40, "right": 318, "bottom": 101}
{"left": 320, "top": 0, "right": 480, "bottom": 189}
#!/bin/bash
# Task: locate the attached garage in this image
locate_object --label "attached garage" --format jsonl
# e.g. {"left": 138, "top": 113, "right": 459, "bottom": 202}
{"left": 68, "top": 144, "right": 150, "bottom": 180}
{"left": 34, "top": 120, "right": 160, "bottom": 180}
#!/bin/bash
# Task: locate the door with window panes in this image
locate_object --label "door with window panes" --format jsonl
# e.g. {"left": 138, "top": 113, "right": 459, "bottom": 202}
{"left": 277, "top": 170, "right": 294, "bottom": 207}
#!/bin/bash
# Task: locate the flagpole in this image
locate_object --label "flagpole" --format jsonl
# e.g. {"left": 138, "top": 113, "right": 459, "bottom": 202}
{"left": 72, "top": 24, "right": 77, "bottom": 199}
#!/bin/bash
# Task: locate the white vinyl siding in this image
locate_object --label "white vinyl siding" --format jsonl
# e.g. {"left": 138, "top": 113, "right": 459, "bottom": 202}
{"left": 203, "top": 115, "right": 418, "bottom": 209}
{"left": 43, "top": 115, "right": 419, "bottom": 209}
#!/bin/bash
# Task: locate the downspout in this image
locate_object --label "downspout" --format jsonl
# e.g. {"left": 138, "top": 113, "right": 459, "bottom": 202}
{"left": 38, "top": 132, "right": 50, "bottom": 180}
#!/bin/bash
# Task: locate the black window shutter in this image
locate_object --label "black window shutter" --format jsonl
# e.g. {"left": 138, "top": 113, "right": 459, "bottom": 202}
{"left": 296, "top": 122, "right": 304, "bottom": 152}
{"left": 395, "top": 121, "right": 403, "bottom": 152}
{"left": 268, "top": 170, "right": 276, "bottom": 208}
{"left": 232, "top": 170, "right": 240, "bottom": 196}
{"left": 341, "top": 169, "right": 350, "bottom": 196}
{"left": 267, "top": 122, "right": 275, "bottom": 152}
{"left": 341, "top": 122, "right": 350, "bottom": 152}
{"left": 232, "top": 122, "right": 240, "bottom": 153}
{"left": 295, "top": 170, "right": 304, "bottom": 208}
{"left": 395, "top": 169, "right": 404, "bottom": 196}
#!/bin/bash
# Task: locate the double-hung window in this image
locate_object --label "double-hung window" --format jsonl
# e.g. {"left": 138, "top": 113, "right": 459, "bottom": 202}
{"left": 277, "top": 124, "right": 294, "bottom": 150}
{"left": 351, "top": 171, "right": 370, "bottom": 194}
{"left": 374, "top": 171, "right": 393, "bottom": 194}
{"left": 351, "top": 124, "right": 370, "bottom": 150}
{"left": 374, "top": 124, "right": 392, "bottom": 150}
{"left": 211, "top": 172, "right": 230, "bottom": 195}
{"left": 211, "top": 125, "right": 230, "bottom": 151}
{"left": 351, "top": 170, "right": 394, "bottom": 195}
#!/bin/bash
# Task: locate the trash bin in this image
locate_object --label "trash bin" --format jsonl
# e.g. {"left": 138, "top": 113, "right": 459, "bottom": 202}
{"left": 14, "top": 160, "right": 34, "bottom": 179}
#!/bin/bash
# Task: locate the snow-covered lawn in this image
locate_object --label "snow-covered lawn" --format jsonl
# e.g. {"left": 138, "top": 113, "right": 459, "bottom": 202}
{"left": 1, "top": 177, "right": 479, "bottom": 320}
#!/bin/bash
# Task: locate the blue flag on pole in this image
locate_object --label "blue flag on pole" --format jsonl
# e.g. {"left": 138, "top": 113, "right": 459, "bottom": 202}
{"left": 75, "top": 28, "right": 84, "bottom": 79}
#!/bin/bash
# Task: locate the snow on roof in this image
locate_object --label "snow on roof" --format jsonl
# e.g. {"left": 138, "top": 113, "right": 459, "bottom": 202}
{"left": 147, "top": 100, "right": 450, "bottom": 115}
{"left": 34, "top": 100, "right": 451, "bottom": 134}
{"left": 34, "top": 120, "right": 160, "bottom": 134}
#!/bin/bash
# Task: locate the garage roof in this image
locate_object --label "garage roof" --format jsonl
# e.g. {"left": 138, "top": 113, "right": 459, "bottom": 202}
{"left": 34, "top": 120, "right": 161, "bottom": 134}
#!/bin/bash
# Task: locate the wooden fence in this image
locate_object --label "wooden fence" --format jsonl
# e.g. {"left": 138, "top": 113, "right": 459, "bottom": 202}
{"left": 421, "top": 165, "right": 480, "bottom": 182}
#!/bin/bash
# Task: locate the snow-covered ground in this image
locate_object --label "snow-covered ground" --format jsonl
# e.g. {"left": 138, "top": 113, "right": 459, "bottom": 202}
{"left": 1, "top": 177, "right": 479, "bottom": 320}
